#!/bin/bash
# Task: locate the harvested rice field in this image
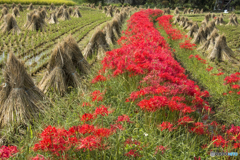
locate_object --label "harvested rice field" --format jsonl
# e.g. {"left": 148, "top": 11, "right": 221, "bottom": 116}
{"left": 1, "top": 3, "right": 240, "bottom": 160}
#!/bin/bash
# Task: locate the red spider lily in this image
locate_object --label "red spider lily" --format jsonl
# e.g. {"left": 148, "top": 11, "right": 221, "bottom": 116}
{"left": 201, "top": 144, "right": 207, "bottom": 149}
{"left": 124, "top": 149, "right": 141, "bottom": 157}
{"left": 116, "top": 114, "right": 133, "bottom": 123}
{"left": 94, "top": 128, "right": 112, "bottom": 138}
{"left": 177, "top": 116, "right": 194, "bottom": 126}
{"left": 76, "top": 135, "right": 103, "bottom": 151}
{"left": 211, "top": 135, "right": 228, "bottom": 148}
{"left": 81, "top": 113, "right": 95, "bottom": 122}
{"left": 124, "top": 138, "right": 141, "bottom": 147}
{"left": 189, "top": 122, "right": 209, "bottom": 135}
{"left": 206, "top": 66, "right": 213, "bottom": 72}
{"left": 179, "top": 40, "right": 196, "bottom": 50}
{"left": 189, "top": 55, "right": 194, "bottom": 59}
{"left": 110, "top": 124, "right": 124, "bottom": 132}
{"left": 157, "top": 121, "right": 177, "bottom": 132}
{"left": 0, "top": 146, "right": 18, "bottom": 159}
{"left": 33, "top": 126, "right": 77, "bottom": 156}
{"left": 94, "top": 105, "right": 109, "bottom": 116}
{"left": 91, "top": 90, "right": 104, "bottom": 102}
{"left": 91, "top": 75, "right": 107, "bottom": 84}
{"left": 82, "top": 102, "right": 92, "bottom": 107}
{"left": 31, "top": 154, "right": 48, "bottom": 160}
{"left": 212, "top": 72, "right": 224, "bottom": 76}
{"left": 76, "top": 124, "right": 95, "bottom": 135}
{"left": 194, "top": 156, "right": 201, "bottom": 160}
{"left": 155, "top": 145, "right": 169, "bottom": 154}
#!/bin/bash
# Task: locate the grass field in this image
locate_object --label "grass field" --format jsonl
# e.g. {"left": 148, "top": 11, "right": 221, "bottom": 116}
{"left": 0, "top": 0, "right": 75, "bottom": 5}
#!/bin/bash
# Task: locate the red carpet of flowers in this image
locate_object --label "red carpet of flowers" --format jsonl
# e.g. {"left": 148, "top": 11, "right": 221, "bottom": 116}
{"left": 3, "top": 9, "right": 240, "bottom": 159}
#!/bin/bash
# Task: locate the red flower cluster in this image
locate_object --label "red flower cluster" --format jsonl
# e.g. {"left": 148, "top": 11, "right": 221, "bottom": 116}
{"left": 33, "top": 123, "right": 120, "bottom": 157}
{"left": 189, "top": 54, "right": 208, "bottom": 64}
{"left": 223, "top": 72, "right": 240, "bottom": 95}
{"left": 91, "top": 75, "right": 107, "bottom": 84}
{"left": 0, "top": 146, "right": 18, "bottom": 159}
{"left": 81, "top": 105, "right": 111, "bottom": 122}
{"left": 91, "top": 90, "right": 104, "bottom": 102}
{"left": 179, "top": 40, "right": 196, "bottom": 50}
{"left": 157, "top": 15, "right": 184, "bottom": 40}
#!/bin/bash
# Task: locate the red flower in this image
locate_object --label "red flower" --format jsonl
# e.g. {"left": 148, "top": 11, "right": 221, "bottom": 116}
{"left": 94, "top": 105, "right": 109, "bottom": 116}
{"left": 81, "top": 113, "right": 95, "bottom": 122}
{"left": 179, "top": 40, "right": 196, "bottom": 50}
{"left": 211, "top": 135, "right": 227, "bottom": 148}
{"left": 124, "top": 149, "right": 141, "bottom": 157}
{"left": 91, "top": 75, "right": 107, "bottom": 84}
{"left": 91, "top": 90, "right": 104, "bottom": 102}
{"left": 157, "top": 121, "right": 177, "bottom": 132}
{"left": 177, "top": 116, "right": 194, "bottom": 126}
{"left": 116, "top": 115, "right": 133, "bottom": 123}
{"left": 155, "top": 145, "right": 168, "bottom": 154}
{"left": 82, "top": 102, "right": 92, "bottom": 107}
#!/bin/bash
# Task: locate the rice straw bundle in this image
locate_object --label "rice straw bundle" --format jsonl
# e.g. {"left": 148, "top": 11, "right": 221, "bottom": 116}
{"left": 103, "top": 7, "right": 107, "bottom": 14}
{"left": 106, "top": 8, "right": 113, "bottom": 17}
{"left": 83, "top": 28, "right": 109, "bottom": 60}
{"left": 212, "top": 13, "right": 215, "bottom": 19}
{"left": 48, "top": 12, "right": 58, "bottom": 24}
{"left": 173, "top": 14, "right": 180, "bottom": 24}
{"left": 197, "top": 28, "right": 219, "bottom": 53}
{"left": 226, "top": 16, "right": 237, "bottom": 26}
{"left": 62, "top": 35, "right": 90, "bottom": 74}
{"left": 98, "top": 3, "right": 102, "bottom": 10}
{"left": 187, "top": 23, "right": 198, "bottom": 37}
{"left": 12, "top": 7, "right": 20, "bottom": 18}
{"left": 192, "top": 8, "right": 196, "bottom": 14}
{"left": 183, "top": 8, "right": 187, "bottom": 14}
{"left": 191, "top": 27, "right": 206, "bottom": 44}
{"left": 56, "top": 6, "right": 64, "bottom": 18}
{"left": 219, "top": 16, "right": 224, "bottom": 25}
{"left": 105, "top": 22, "right": 113, "bottom": 45}
{"left": 0, "top": 14, "right": 21, "bottom": 34}
{"left": 187, "top": 8, "right": 191, "bottom": 14}
{"left": 73, "top": 8, "right": 82, "bottom": 18}
{"left": 49, "top": 3, "right": 55, "bottom": 11}
{"left": 27, "top": 3, "right": 34, "bottom": 10}
{"left": 63, "top": 4, "right": 67, "bottom": 9}
{"left": 26, "top": 12, "right": 46, "bottom": 31}
{"left": 0, "top": 7, "right": 8, "bottom": 20}
{"left": 39, "top": 43, "right": 82, "bottom": 96}
{"left": 18, "top": 3, "right": 23, "bottom": 12}
{"left": 2, "top": 3, "right": 8, "bottom": 9}
{"left": 11, "top": 3, "right": 16, "bottom": 9}
{"left": 200, "top": 9, "right": 203, "bottom": 14}
{"left": 233, "top": 16, "right": 239, "bottom": 24}
{"left": 174, "top": 7, "right": 179, "bottom": 14}
{"left": 202, "top": 15, "right": 209, "bottom": 24}
{"left": 183, "top": 21, "right": 193, "bottom": 30}
{"left": 0, "top": 52, "right": 46, "bottom": 127}
{"left": 24, "top": 10, "right": 36, "bottom": 28}
{"left": 115, "top": 9, "right": 120, "bottom": 15}
{"left": 178, "top": 16, "right": 185, "bottom": 25}
{"left": 61, "top": 9, "right": 71, "bottom": 21}
{"left": 208, "top": 35, "right": 239, "bottom": 64}
{"left": 196, "top": 9, "right": 200, "bottom": 14}
{"left": 68, "top": 7, "right": 73, "bottom": 16}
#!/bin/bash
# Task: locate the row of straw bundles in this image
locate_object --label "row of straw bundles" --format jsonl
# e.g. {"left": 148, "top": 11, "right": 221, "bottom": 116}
{"left": 176, "top": 14, "right": 239, "bottom": 64}
{"left": 83, "top": 11, "right": 129, "bottom": 59}
{"left": 38, "top": 35, "right": 89, "bottom": 96}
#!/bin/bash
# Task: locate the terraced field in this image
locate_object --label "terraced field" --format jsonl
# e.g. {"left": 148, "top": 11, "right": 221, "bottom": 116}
{"left": 0, "top": 7, "right": 112, "bottom": 83}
